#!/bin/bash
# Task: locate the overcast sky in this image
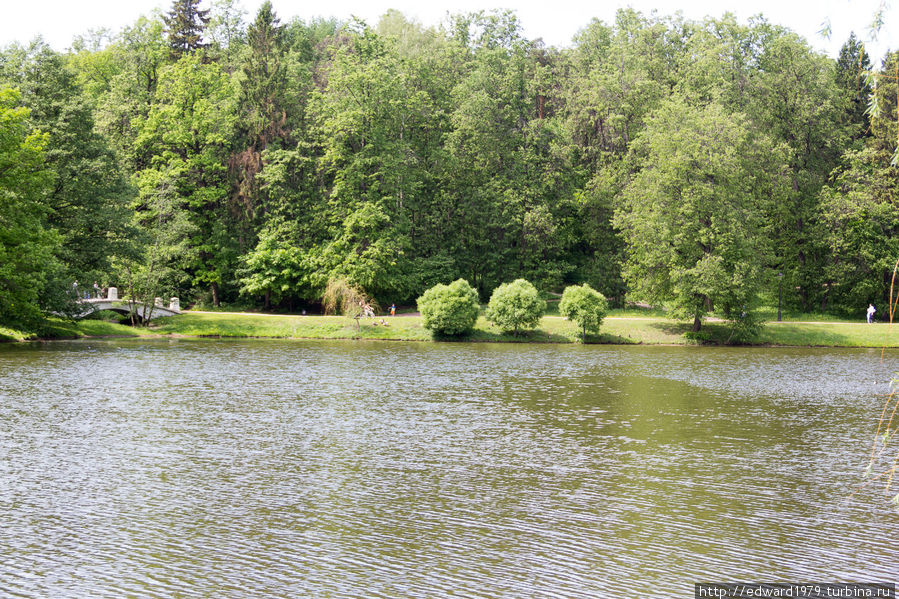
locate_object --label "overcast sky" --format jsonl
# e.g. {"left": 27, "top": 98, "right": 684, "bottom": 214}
{"left": 1, "top": 0, "right": 895, "bottom": 59}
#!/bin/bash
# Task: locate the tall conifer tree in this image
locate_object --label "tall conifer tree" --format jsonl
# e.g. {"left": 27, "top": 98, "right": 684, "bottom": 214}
{"left": 232, "top": 0, "right": 289, "bottom": 222}
{"left": 164, "top": 0, "right": 210, "bottom": 57}
{"left": 835, "top": 32, "right": 873, "bottom": 141}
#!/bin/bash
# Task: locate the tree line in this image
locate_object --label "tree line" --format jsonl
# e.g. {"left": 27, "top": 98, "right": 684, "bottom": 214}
{"left": 0, "top": 0, "right": 895, "bottom": 331}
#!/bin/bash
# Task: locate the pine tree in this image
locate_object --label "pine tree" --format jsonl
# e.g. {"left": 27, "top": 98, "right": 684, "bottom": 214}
{"left": 835, "top": 32, "right": 873, "bottom": 141}
{"left": 231, "top": 1, "right": 288, "bottom": 222}
{"left": 163, "top": 0, "right": 210, "bottom": 58}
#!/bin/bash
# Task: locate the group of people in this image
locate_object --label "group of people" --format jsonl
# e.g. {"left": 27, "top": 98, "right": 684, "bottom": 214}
{"left": 72, "top": 280, "right": 105, "bottom": 300}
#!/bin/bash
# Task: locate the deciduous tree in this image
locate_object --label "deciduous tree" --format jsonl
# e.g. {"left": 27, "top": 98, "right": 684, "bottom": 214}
{"left": 0, "top": 88, "right": 58, "bottom": 326}
{"left": 614, "top": 98, "right": 786, "bottom": 331}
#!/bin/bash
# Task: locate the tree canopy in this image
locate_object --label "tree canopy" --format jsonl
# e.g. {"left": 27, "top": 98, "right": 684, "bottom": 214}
{"left": 0, "top": 3, "right": 892, "bottom": 329}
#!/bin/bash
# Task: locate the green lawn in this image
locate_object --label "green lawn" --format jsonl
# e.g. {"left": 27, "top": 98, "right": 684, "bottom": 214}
{"left": 5, "top": 310, "right": 899, "bottom": 347}
{"left": 758, "top": 321, "right": 899, "bottom": 347}
{"left": 0, "top": 318, "right": 151, "bottom": 341}
{"left": 150, "top": 312, "right": 434, "bottom": 341}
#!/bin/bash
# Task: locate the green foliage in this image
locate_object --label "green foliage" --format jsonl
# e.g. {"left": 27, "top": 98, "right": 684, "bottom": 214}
{"left": 0, "top": 41, "right": 134, "bottom": 287}
{"left": 321, "top": 276, "right": 378, "bottom": 329}
{"left": 835, "top": 32, "right": 872, "bottom": 142}
{"left": 485, "top": 278, "right": 546, "bottom": 335}
{"left": 237, "top": 221, "right": 313, "bottom": 308}
{"left": 134, "top": 52, "right": 236, "bottom": 305}
{"left": 206, "top": 0, "right": 247, "bottom": 65}
{"left": 230, "top": 0, "right": 291, "bottom": 227}
{"left": 816, "top": 52, "right": 899, "bottom": 314}
{"left": 723, "top": 310, "right": 763, "bottom": 344}
{"left": 417, "top": 279, "right": 480, "bottom": 336}
{"left": 0, "top": 8, "right": 884, "bottom": 324}
{"left": 614, "top": 97, "right": 785, "bottom": 332}
{"left": 747, "top": 28, "right": 849, "bottom": 313}
{"left": 559, "top": 284, "right": 608, "bottom": 340}
{"left": 0, "top": 87, "right": 58, "bottom": 326}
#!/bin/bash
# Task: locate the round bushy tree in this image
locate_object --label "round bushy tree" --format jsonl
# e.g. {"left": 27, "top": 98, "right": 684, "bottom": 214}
{"left": 559, "top": 284, "right": 608, "bottom": 340}
{"left": 485, "top": 279, "right": 546, "bottom": 335}
{"left": 417, "top": 279, "right": 480, "bottom": 336}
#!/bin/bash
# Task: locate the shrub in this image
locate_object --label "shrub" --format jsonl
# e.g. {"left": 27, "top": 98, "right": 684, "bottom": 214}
{"left": 723, "top": 310, "right": 762, "bottom": 344}
{"left": 417, "top": 279, "right": 480, "bottom": 336}
{"left": 485, "top": 279, "right": 546, "bottom": 335}
{"left": 559, "top": 284, "right": 608, "bottom": 340}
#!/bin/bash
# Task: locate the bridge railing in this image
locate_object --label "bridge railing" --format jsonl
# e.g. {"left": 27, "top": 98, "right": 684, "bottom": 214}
{"left": 73, "top": 286, "right": 181, "bottom": 314}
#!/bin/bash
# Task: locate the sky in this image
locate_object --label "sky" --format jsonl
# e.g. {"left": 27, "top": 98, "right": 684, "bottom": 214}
{"left": 0, "top": 0, "right": 895, "bottom": 59}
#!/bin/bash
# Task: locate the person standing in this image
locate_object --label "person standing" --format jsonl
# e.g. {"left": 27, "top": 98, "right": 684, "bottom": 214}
{"left": 389, "top": 304, "right": 396, "bottom": 316}
{"left": 867, "top": 303, "right": 876, "bottom": 323}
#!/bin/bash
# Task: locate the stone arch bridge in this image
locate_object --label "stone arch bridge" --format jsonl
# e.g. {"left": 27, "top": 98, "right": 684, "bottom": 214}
{"left": 74, "top": 294, "right": 181, "bottom": 322}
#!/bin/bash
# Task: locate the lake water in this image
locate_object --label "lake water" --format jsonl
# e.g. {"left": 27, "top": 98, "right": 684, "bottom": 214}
{"left": 1, "top": 339, "right": 897, "bottom": 597}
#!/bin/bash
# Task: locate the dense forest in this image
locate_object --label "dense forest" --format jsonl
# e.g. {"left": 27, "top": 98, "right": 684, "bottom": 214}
{"left": 1, "top": 0, "right": 896, "bottom": 331}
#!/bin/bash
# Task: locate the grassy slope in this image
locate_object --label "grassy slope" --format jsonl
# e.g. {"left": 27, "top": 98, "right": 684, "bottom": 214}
{"left": 134, "top": 312, "right": 899, "bottom": 347}
{"left": 0, "top": 319, "right": 150, "bottom": 341}
{"left": 759, "top": 321, "right": 899, "bottom": 347}
{"left": 4, "top": 310, "right": 899, "bottom": 347}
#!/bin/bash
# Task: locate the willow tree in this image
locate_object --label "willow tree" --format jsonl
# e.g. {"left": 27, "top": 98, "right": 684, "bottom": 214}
{"left": 322, "top": 277, "right": 378, "bottom": 329}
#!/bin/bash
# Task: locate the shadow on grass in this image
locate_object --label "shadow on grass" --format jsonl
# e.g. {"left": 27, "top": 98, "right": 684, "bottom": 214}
{"left": 643, "top": 319, "right": 866, "bottom": 346}
{"left": 647, "top": 320, "right": 751, "bottom": 345}
{"left": 437, "top": 328, "right": 574, "bottom": 343}
{"left": 583, "top": 332, "right": 641, "bottom": 344}
{"left": 648, "top": 321, "right": 693, "bottom": 335}
{"left": 756, "top": 323, "right": 866, "bottom": 347}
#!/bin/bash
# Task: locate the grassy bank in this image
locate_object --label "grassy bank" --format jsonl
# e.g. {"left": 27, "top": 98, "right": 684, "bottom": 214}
{"left": 0, "top": 318, "right": 154, "bottom": 342}
{"left": 0, "top": 311, "right": 899, "bottom": 347}
{"left": 5, "top": 310, "right": 899, "bottom": 347}
{"left": 146, "top": 312, "right": 730, "bottom": 344}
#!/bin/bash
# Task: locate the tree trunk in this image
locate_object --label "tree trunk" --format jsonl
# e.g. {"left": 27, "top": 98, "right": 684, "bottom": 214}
{"left": 692, "top": 315, "right": 702, "bottom": 332}
{"left": 211, "top": 282, "right": 220, "bottom": 307}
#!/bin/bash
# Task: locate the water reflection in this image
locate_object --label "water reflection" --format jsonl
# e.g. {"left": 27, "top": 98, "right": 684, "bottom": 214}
{"left": 0, "top": 340, "right": 896, "bottom": 597}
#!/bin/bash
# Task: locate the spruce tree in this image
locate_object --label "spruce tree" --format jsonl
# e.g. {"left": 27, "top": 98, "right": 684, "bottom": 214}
{"left": 232, "top": 1, "right": 288, "bottom": 221}
{"left": 835, "top": 32, "right": 873, "bottom": 141}
{"left": 164, "top": 0, "right": 210, "bottom": 57}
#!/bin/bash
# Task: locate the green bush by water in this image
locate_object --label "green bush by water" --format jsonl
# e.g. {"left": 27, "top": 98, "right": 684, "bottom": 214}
{"left": 559, "top": 284, "right": 608, "bottom": 340}
{"left": 485, "top": 279, "right": 546, "bottom": 336}
{"left": 417, "top": 279, "right": 480, "bottom": 336}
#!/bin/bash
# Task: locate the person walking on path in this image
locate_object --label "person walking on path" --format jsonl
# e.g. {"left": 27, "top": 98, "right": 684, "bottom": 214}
{"left": 389, "top": 304, "right": 396, "bottom": 316}
{"left": 867, "top": 303, "right": 876, "bottom": 323}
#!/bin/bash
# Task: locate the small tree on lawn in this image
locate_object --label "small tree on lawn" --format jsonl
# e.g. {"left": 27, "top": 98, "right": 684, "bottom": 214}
{"left": 321, "top": 276, "right": 377, "bottom": 330}
{"left": 559, "top": 283, "right": 608, "bottom": 341}
{"left": 485, "top": 278, "right": 546, "bottom": 335}
{"left": 417, "top": 279, "right": 480, "bottom": 337}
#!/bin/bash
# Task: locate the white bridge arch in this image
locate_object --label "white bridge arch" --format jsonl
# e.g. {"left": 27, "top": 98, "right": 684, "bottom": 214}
{"left": 74, "top": 297, "right": 181, "bottom": 321}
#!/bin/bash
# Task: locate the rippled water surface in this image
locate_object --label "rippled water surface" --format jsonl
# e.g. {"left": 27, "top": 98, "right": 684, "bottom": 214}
{"left": 1, "top": 340, "right": 897, "bottom": 597}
